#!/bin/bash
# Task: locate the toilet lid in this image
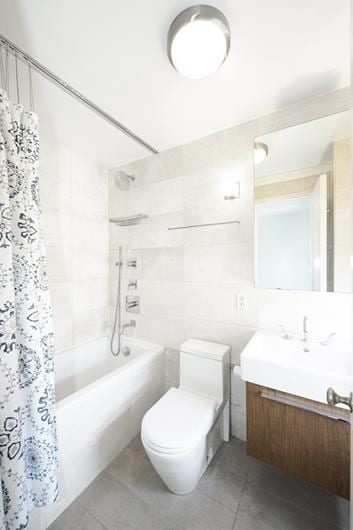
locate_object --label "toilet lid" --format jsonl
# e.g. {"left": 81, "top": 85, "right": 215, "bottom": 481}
{"left": 141, "top": 387, "right": 217, "bottom": 454}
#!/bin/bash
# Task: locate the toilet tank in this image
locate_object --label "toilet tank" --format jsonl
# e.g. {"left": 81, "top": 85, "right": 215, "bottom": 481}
{"left": 179, "top": 339, "right": 230, "bottom": 404}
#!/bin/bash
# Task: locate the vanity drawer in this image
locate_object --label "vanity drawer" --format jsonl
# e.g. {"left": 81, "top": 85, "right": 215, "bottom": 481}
{"left": 246, "top": 383, "right": 350, "bottom": 499}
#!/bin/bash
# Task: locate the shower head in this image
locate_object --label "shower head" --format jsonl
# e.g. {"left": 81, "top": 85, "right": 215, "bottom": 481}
{"left": 110, "top": 169, "right": 136, "bottom": 191}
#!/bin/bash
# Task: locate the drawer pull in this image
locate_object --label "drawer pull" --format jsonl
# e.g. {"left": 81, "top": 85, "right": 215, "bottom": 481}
{"left": 326, "top": 387, "right": 353, "bottom": 412}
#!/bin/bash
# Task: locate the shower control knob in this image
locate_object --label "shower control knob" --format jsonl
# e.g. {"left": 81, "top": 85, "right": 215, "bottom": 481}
{"left": 326, "top": 387, "right": 353, "bottom": 412}
{"left": 127, "top": 259, "right": 137, "bottom": 268}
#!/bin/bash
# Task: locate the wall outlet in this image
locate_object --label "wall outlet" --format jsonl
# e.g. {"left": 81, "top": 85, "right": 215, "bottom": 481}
{"left": 237, "top": 294, "right": 247, "bottom": 311}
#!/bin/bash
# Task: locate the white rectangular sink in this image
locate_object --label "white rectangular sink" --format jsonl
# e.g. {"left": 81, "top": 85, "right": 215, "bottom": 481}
{"left": 241, "top": 329, "right": 351, "bottom": 404}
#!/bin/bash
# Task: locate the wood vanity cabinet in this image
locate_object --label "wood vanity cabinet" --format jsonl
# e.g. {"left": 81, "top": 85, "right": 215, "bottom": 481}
{"left": 246, "top": 383, "right": 350, "bottom": 499}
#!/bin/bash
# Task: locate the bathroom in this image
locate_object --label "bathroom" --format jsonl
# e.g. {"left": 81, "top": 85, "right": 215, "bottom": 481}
{"left": 0, "top": 1, "right": 352, "bottom": 529}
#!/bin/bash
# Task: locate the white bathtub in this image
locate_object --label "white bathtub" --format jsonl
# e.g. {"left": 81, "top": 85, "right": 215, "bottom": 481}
{"left": 31, "top": 335, "right": 165, "bottom": 529}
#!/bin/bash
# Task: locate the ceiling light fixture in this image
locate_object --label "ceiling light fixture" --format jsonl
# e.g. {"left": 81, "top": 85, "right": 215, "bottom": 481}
{"left": 254, "top": 142, "right": 269, "bottom": 165}
{"left": 167, "top": 5, "right": 231, "bottom": 79}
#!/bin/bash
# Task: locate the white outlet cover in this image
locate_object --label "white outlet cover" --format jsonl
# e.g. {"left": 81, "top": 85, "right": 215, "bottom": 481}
{"left": 237, "top": 294, "right": 247, "bottom": 311}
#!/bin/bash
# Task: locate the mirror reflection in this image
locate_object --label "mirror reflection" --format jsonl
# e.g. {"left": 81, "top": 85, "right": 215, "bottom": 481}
{"left": 254, "top": 110, "right": 351, "bottom": 292}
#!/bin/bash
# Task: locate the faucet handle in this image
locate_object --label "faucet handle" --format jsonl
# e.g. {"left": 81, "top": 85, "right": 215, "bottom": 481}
{"left": 126, "top": 295, "right": 140, "bottom": 314}
{"left": 279, "top": 324, "right": 291, "bottom": 340}
{"left": 320, "top": 332, "right": 336, "bottom": 346}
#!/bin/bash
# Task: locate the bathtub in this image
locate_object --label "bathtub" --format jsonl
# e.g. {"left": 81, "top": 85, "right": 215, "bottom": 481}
{"left": 30, "top": 335, "right": 165, "bottom": 529}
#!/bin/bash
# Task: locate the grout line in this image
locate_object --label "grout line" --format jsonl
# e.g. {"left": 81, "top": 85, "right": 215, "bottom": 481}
{"left": 134, "top": 309, "right": 258, "bottom": 327}
{"left": 54, "top": 333, "right": 108, "bottom": 355}
{"left": 115, "top": 278, "right": 254, "bottom": 287}
{"left": 243, "top": 463, "right": 348, "bottom": 529}
{"left": 100, "top": 446, "right": 188, "bottom": 528}
{"left": 231, "top": 463, "right": 250, "bottom": 529}
{"left": 198, "top": 481, "right": 240, "bottom": 519}
{"left": 76, "top": 500, "right": 109, "bottom": 530}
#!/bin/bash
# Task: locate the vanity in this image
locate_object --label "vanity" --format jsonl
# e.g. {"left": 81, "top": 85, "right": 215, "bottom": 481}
{"left": 241, "top": 328, "right": 351, "bottom": 499}
{"left": 244, "top": 109, "right": 352, "bottom": 500}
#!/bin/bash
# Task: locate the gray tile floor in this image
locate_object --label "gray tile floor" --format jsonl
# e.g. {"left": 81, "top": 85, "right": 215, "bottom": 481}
{"left": 49, "top": 435, "right": 349, "bottom": 530}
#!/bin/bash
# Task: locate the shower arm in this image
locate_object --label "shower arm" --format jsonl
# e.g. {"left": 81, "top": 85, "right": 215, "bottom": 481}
{"left": 0, "top": 32, "right": 158, "bottom": 155}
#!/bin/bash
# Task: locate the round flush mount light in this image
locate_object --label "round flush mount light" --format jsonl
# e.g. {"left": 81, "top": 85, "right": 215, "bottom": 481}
{"left": 167, "top": 5, "right": 231, "bottom": 79}
{"left": 254, "top": 142, "right": 269, "bottom": 165}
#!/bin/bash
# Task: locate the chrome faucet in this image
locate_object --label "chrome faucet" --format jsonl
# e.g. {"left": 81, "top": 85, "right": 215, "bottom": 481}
{"left": 302, "top": 315, "right": 309, "bottom": 343}
{"left": 119, "top": 319, "right": 136, "bottom": 334}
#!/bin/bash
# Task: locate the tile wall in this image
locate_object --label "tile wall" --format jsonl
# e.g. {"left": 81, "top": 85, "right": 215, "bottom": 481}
{"left": 40, "top": 136, "right": 110, "bottom": 354}
{"left": 109, "top": 87, "right": 352, "bottom": 439}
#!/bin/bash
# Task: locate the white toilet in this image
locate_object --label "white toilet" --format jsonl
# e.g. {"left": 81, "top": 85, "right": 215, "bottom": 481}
{"left": 141, "top": 338, "right": 230, "bottom": 495}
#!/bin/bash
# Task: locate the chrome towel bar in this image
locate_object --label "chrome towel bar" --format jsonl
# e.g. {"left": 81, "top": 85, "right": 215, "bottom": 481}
{"left": 168, "top": 220, "right": 240, "bottom": 231}
{"left": 261, "top": 390, "right": 350, "bottom": 423}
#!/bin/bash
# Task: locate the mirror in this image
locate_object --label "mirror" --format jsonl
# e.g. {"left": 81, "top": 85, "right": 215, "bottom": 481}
{"left": 254, "top": 110, "right": 351, "bottom": 292}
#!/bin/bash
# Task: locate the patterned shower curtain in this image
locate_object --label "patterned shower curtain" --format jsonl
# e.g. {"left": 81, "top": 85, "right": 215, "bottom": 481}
{"left": 0, "top": 89, "right": 58, "bottom": 529}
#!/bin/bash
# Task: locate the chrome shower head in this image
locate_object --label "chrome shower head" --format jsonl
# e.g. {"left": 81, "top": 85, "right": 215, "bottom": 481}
{"left": 110, "top": 169, "right": 135, "bottom": 191}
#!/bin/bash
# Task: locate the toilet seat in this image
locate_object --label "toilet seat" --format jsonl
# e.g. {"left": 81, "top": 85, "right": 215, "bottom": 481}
{"left": 141, "top": 387, "right": 217, "bottom": 455}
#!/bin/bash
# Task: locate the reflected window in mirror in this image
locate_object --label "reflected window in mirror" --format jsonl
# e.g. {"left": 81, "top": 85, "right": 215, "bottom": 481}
{"left": 254, "top": 110, "right": 351, "bottom": 293}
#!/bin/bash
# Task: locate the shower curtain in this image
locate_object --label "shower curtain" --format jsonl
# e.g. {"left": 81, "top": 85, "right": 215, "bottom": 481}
{"left": 0, "top": 89, "right": 58, "bottom": 529}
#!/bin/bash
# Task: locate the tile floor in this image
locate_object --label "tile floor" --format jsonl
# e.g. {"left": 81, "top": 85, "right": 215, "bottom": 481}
{"left": 49, "top": 435, "right": 349, "bottom": 530}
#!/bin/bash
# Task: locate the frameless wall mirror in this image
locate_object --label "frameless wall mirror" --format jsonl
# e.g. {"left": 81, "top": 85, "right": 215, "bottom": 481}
{"left": 254, "top": 110, "right": 352, "bottom": 293}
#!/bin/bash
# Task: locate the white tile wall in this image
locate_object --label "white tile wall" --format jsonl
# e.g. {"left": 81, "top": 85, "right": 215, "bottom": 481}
{"left": 258, "top": 289, "right": 352, "bottom": 341}
{"left": 130, "top": 212, "right": 183, "bottom": 249}
{"left": 40, "top": 136, "right": 110, "bottom": 353}
{"left": 109, "top": 87, "right": 351, "bottom": 440}
{"left": 72, "top": 308, "right": 110, "bottom": 345}
{"left": 184, "top": 318, "right": 256, "bottom": 365}
{"left": 133, "top": 313, "right": 185, "bottom": 351}
{"left": 134, "top": 248, "right": 184, "bottom": 282}
{"left": 184, "top": 243, "right": 253, "bottom": 285}
{"left": 164, "top": 348, "right": 180, "bottom": 390}
{"left": 139, "top": 280, "right": 184, "bottom": 317}
{"left": 130, "top": 177, "right": 183, "bottom": 216}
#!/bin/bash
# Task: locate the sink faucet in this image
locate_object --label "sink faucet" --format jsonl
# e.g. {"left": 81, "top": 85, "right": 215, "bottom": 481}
{"left": 120, "top": 319, "right": 136, "bottom": 334}
{"left": 302, "top": 315, "right": 309, "bottom": 343}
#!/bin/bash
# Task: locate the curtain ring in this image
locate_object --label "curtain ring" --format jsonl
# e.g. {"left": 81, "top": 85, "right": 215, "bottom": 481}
{"left": 28, "top": 62, "right": 34, "bottom": 112}
{"left": 15, "top": 54, "right": 20, "bottom": 104}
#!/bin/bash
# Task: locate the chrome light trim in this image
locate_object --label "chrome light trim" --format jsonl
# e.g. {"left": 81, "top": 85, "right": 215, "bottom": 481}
{"left": 167, "top": 5, "right": 231, "bottom": 74}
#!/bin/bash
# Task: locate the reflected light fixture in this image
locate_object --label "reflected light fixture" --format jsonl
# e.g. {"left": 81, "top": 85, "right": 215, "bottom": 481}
{"left": 167, "top": 5, "right": 231, "bottom": 79}
{"left": 254, "top": 142, "right": 269, "bottom": 165}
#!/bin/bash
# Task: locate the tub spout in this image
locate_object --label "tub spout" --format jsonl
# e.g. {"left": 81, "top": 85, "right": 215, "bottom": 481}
{"left": 120, "top": 320, "right": 136, "bottom": 334}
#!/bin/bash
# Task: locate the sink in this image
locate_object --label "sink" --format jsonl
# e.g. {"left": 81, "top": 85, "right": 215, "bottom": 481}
{"left": 240, "top": 329, "right": 351, "bottom": 404}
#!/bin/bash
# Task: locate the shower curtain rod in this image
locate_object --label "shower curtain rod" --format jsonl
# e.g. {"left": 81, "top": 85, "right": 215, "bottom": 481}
{"left": 0, "top": 32, "right": 158, "bottom": 154}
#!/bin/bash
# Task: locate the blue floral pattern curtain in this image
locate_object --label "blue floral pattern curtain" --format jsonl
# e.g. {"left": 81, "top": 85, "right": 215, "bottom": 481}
{"left": 0, "top": 89, "right": 58, "bottom": 530}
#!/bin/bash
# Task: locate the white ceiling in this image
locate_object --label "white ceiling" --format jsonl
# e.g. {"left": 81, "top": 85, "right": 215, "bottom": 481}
{"left": 255, "top": 110, "right": 351, "bottom": 177}
{"left": 0, "top": 0, "right": 350, "bottom": 167}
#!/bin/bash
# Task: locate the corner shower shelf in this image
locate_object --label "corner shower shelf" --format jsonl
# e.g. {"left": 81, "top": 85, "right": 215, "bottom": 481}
{"left": 109, "top": 214, "right": 148, "bottom": 226}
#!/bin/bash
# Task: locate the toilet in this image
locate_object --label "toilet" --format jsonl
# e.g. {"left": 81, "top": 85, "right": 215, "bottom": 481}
{"left": 141, "top": 338, "right": 230, "bottom": 495}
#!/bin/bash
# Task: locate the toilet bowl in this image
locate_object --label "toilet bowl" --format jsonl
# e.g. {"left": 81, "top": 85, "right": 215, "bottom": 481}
{"left": 141, "top": 339, "right": 230, "bottom": 495}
